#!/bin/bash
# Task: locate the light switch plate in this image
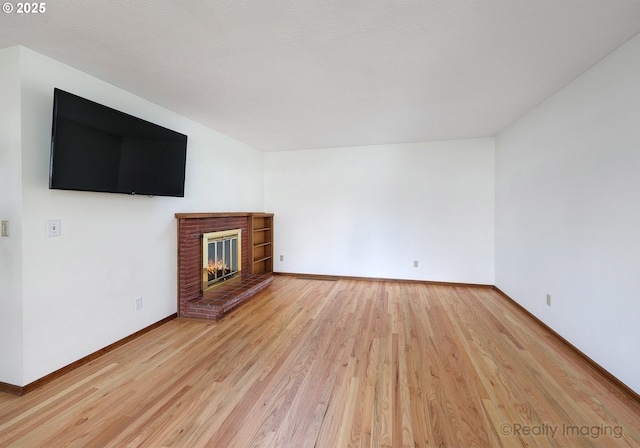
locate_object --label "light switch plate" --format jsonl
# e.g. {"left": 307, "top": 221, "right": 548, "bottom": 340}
{"left": 1, "top": 220, "right": 8, "bottom": 237}
{"left": 48, "top": 219, "right": 61, "bottom": 237}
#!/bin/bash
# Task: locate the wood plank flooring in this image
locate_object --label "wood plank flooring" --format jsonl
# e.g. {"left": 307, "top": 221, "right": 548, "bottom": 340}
{"left": 1, "top": 277, "right": 639, "bottom": 447}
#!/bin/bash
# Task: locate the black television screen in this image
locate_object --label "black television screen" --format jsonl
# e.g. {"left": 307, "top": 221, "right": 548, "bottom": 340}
{"left": 49, "top": 88, "right": 187, "bottom": 197}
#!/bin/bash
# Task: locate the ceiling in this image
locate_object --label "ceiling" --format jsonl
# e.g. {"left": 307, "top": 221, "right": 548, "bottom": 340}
{"left": 2, "top": 0, "right": 640, "bottom": 151}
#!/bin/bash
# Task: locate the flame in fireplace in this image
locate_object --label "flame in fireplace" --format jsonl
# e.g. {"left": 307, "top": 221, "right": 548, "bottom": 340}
{"left": 208, "top": 258, "right": 230, "bottom": 280}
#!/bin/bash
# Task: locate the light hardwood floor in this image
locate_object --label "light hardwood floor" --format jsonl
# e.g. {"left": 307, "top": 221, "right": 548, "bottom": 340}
{"left": 1, "top": 277, "right": 639, "bottom": 447}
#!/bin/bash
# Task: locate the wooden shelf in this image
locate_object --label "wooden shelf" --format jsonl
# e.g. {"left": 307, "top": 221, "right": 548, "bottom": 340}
{"left": 248, "top": 213, "right": 274, "bottom": 275}
{"left": 175, "top": 212, "right": 262, "bottom": 219}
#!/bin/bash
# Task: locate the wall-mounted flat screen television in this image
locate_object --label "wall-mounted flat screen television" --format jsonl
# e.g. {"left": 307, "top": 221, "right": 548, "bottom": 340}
{"left": 49, "top": 88, "right": 188, "bottom": 197}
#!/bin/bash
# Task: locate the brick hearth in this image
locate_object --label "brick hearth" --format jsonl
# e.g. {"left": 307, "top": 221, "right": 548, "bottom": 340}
{"left": 175, "top": 213, "right": 273, "bottom": 320}
{"left": 183, "top": 274, "right": 273, "bottom": 320}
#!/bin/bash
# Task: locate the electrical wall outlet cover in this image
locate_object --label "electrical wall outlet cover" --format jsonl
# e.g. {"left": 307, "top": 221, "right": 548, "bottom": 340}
{"left": 413, "top": 260, "right": 419, "bottom": 268}
{"left": 1, "top": 220, "right": 8, "bottom": 237}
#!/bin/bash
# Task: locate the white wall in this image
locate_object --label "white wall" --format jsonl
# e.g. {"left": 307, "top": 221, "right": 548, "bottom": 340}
{"left": 265, "top": 139, "right": 495, "bottom": 284}
{"left": 1, "top": 46, "right": 264, "bottom": 386}
{"left": 495, "top": 35, "right": 640, "bottom": 393}
{"left": 0, "top": 47, "right": 24, "bottom": 385}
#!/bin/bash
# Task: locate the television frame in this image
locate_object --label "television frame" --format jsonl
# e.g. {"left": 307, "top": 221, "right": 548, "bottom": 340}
{"left": 49, "top": 88, "right": 188, "bottom": 197}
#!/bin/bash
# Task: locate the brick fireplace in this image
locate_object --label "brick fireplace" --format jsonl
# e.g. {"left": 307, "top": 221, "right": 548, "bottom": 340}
{"left": 175, "top": 212, "right": 274, "bottom": 320}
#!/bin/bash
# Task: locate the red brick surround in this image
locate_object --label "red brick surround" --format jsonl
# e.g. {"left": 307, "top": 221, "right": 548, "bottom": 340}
{"left": 176, "top": 213, "right": 272, "bottom": 319}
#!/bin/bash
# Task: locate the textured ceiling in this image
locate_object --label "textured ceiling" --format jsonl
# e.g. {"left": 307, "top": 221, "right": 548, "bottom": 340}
{"left": 2, "top": 0, "right": 640, "bottom": 151}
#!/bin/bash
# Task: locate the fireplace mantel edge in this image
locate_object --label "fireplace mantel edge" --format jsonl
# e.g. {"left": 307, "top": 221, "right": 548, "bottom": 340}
{"left": 175, "top": 212, "right": 270, "bottom": 219}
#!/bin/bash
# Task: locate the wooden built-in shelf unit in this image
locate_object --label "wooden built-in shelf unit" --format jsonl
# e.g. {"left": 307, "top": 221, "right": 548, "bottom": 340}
{"left": 248, "top": 213, "right": 274, "bottom": 275}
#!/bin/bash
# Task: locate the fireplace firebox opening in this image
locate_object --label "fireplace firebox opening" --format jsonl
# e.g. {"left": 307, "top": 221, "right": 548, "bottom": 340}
{"left": 202, "top": 229, "right": 242, "bottom": 292}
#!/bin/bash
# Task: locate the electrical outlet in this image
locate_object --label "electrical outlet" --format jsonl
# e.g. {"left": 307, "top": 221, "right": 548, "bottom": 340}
{"left": 546, "top": 294, "right": 551, "bottom": 306}
{"left": 1, "top": 220, "right": 8, "bottom": 237}
{"left": 413, "top": 260, "right": 419, "bottom": 268}
{"left": 135, "top": 296, "right": 143, "bottom": 311}
{"left": 280, "top": 255, "right": 284, "bottom": 262}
